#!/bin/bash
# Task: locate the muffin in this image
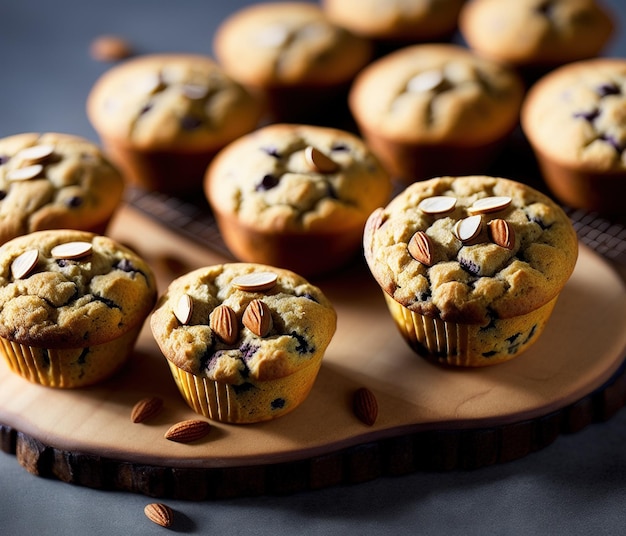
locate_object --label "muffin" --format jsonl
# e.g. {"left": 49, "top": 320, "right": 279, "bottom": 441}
{"left": 86, "top": 53, "right": 263, "bottom": 194}
{"left": 0, "top": 229, "right": 157, "bottom": 387}
{"left": 322, "top": 0, "right": 465, "bottom": 51}
{"left": 213, "top": 2, "right": 373, "bottom": 124}
{"left": 204, "top": 123, "right": 392, "bottom": 277}
{"left": 521, "top": 58, "right": 626, "bottom": 216}
{"left": 0, "top": 132, "right": 124, "bottom": 246}
{"left": 459, "top": 0, "right": 614, "bottom": 80}
{"left": 363, "top": 175, "right": 579, "bottom": 367}
{"left": 150, "top": 263, "right": 337, "bottom": 424}
{"left": 348, "top": 44, "right": 525, "bottom": 184}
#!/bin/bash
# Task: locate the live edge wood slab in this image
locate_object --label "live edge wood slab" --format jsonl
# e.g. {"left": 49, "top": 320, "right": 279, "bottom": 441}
{"left": 1, "top": 204, "right": 625, "bottom": 500}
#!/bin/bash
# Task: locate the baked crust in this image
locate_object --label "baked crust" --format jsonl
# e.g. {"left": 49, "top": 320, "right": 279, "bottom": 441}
{"left": 0, "top": 229, "right": 157, "bottom": 347}
{"left": 363, "top": 176, "right": 579, "bottom": 324}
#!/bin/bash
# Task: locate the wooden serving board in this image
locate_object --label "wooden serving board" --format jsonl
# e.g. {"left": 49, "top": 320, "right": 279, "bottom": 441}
{"left": 1, "top": 204, "right": 626, "bottom": 500}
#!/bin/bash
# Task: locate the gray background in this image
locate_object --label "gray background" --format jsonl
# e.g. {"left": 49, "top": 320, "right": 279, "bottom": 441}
{"left": 1, "top": 1, "right": 626, "bottom": 534}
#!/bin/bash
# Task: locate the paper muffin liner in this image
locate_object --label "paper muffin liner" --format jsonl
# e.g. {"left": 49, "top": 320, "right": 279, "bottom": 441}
{"left": 0, "top": 324, "right": 143, "bottom": 388}
{"left": 383, "top": 293, "right": 559, "bottom": 367}
{"left": 167, "top": 357, "right": 323, "bottom": 424}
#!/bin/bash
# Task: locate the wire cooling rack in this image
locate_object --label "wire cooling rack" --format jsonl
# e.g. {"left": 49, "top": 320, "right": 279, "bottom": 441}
{"left": 126, "top": 186, "right": 626, "bottom": 267}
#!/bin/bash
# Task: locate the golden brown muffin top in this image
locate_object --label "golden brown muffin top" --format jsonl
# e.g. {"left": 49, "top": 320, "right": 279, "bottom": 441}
{"left": 349, "top": 44, "right": 524, "bottom": 143}
{"left": 0, "top": 133, "right": 124, "bottom": 246}
{"left": 150, "top": 263, "right": 337, "bottom": 383}
{"left": 522, "top": 58, "right": 626, "bottom": 172}
{"left": 213, "top": 2, "right": 372, "bottom": 87}
{"left": 364, "top": 176, "right": 578, "bottom": 324}
{"left": 205, "top": 123, "right": 392, "bottom": 233}
{"left": 322, "top": 0, "right": 465, "bottom": 42}
{"left": 459, "top": 0, "right": 614, "bottom": 67}
{"left": 0, "top": 229, "right": 157, "bottom": 348}
{"left": 86, "top": 53, "right": 263, "bottom": 150}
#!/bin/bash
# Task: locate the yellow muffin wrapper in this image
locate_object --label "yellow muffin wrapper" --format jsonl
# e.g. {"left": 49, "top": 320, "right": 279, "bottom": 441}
{"left": 167, "top": 357, "right": 323, "bottom": 424}
{"left": 0, "top": 324, "right": 142, "bottom": 388}
{"left": 383, "top": 293, "right": 559, "bottom": 367}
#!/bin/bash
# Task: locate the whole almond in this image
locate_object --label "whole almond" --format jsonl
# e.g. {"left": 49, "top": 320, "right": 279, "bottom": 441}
{"left": 144, "top": 503, "right": 174, "bottom": 528}
{"left": 353, "top": 387, "right": 378, "bottom": 426}
{"left": 164, "top": 419, "right": 211, "bottom": 443}
{"left": 489, "top": 219, "right": 515, "bottom": 250}
{"left": 407, "top": 231, "right": 433, "bottom": 266}
{"left": 90, "top": 34, "right": 134, "bottom": 62}
{"left": 209, "top": 304, "right": 239, "bottom": 344}
{"left": 242, "top": 299, "right": 273, "bottom": 337}
{"left": 130, "top": 396, "right": 163, "bottom": 423}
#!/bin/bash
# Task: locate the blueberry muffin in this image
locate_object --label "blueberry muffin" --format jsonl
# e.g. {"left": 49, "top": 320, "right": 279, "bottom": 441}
{"left": 0, "top": 132, "right": 124, "bottom": 246}
{"left": 86, "top": 53, "right": 264, "bottom": 194}
{"left": 0, "top": 229, "right": 157, "bottom": 387}
{"left": 150, "top": 263, "right": 337, "bottom": 423}
{"left": 363, "top": 175, "right": 578, "bottom": 367}
{"left": 322, "top": 0, "right": 465, "bottom": 51}
{"left": 204, "top": 123, "right": 392, "bottom": 277}
{"left": 459, "top": 0, "right": 614, "bottom": 80}
{"left": 521, "top": 58, "right": 626, "bottom": 216}
{"left": 213, "top": 2, "right": 372, "bottom": 124}
{"left": 348, "top": 44, "right": 525, "bottom": 184}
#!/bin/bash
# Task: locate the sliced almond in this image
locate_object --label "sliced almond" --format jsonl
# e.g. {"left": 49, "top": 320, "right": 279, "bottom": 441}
{"left": 242, "top": 299, "right": 273, "bottom": 337}
{"left": 304, "top": 146, "right": 339, "bottom": 174}
{"left": 255, "top": 24, "right": 290, "bottom": 47}
{"left": 407, "top": 69, "right": 445, "bottom": 93}
{"left": 173, "top": 293, "right": 193, "bottom": 325}
{"left": 131, "top": 396, "right": 163, "bottom": 423}
{"left": 144, "top": 503, "right": 174, "bottom": 528}
{"left": 418, "top": 196, "right": 457, "bottom": 215}
{"left": 468, "top": 196, "right": 512, "bottom": 215}
{"left": 50, "top": 241, "right": 93, "bottom": 260}
{"left": 7, "top": 164, "right": 43, "bottom": 182}
{"left": 16, "top": 144, "right": 55, "bottom": 164}
{"left": 181, "top": 83, "right": 209, "bottom": 100}
{"left": 164, "top": 419, "right": 211, "bottom": 443}
{"left": 407, "top": 231, "right": 433, "bottom": 266}
{"left": 232, "top": 271, "right": 278, "bottom": 292}
{"left": 11, "top": 249, "right": 39, "bottom": 280}
{"left": 353, "top": 387, "right": 378, "bottom": 426}
{"left": 489, "top": 219, "right": 515, "bottom": 250}
{"left": 209, "top": 304, "right": 238, "bottom": 345}
{"left": 139, "top": 72, "right": 165, "bottom": 94}
{"left": 454, "top": 214, "right": 482, "bottom": 242}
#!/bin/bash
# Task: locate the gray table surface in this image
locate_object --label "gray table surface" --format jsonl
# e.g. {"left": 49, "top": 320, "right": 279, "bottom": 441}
{"left": 2, "top": 1, "right": 626, "bottom": 534}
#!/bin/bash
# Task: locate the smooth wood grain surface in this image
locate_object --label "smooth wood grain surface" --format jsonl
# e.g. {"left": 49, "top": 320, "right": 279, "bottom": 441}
{"left": 0, "top": 204, "right": 625, "bottom": 499}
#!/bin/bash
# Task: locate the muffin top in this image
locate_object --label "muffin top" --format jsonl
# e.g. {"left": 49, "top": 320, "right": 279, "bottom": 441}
{"left": 205, "top": 123, "right": 392, "bottom": 233}
{"left": 86, "top": 53, "right": 263, "bottom": 150}
{"left": 348, "top": 44, "right": 524, "bottom": 143}
{"left": 459, "top": 0, "right": 614, "bottom": 68}
{"left": 0, "top": 133, "right": 124, "bottom": 245}
{"left": 0, "top": 229, "right": 157, "bottom": 348}
{"left": 363, "top": 176, "right": 578, "bottom": 324}
{"left": 522, "top": 58, "right": 626, "bottom": 172}
{"left": 213, "top": 2, "right": 372, "bottom": 87}
{"left": 322, "top": 0, "right": 465, "bottom": 42}
{"left": 150, "top": 263, "right": 337, "bottom": 383}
